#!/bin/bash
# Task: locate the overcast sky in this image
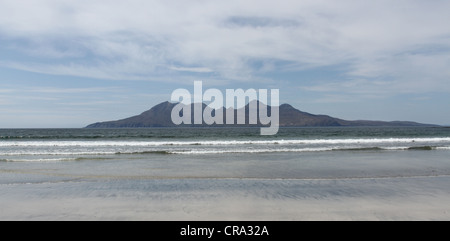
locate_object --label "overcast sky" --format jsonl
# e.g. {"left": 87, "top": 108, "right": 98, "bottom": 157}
{"left": 1, "top": 0, "right": 450, "bottom": 127}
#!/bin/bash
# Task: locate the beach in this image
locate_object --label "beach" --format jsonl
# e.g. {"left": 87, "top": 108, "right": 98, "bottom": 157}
{"left": 1, "top": 127, "right": 450, "bottom": 221}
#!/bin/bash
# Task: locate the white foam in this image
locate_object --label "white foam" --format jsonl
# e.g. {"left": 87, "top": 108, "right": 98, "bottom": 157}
{"left": 0, "top": 151, "right": 117, "bottom": 156}
{"left": 1, "top": 137, "right": 450, "bottom": 148}
{"left": 436, "top": 147, "right": 450, "bottom": 150}
{"left": 383, "top": 146, "right": 410, "bottom": 150}
{"left": 171, "top": 147, "right": 335, "bottom": 155}
{"left": 170, "top": 145, "right": 450, "bottom": 155}
{"left": 1, "top": 158, "right": 80, "bottom": 162}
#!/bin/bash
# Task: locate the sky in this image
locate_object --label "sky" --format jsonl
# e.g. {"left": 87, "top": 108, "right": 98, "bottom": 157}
{"left": 0, "top": 0, "right": 450, "bottom": 128}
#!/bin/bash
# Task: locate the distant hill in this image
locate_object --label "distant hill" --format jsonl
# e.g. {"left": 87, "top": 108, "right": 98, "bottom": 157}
{"left": 85, "top": 101, "right": 435, "bottom": 128}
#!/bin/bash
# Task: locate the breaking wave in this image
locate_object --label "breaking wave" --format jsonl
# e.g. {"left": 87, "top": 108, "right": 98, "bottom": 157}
{"left": 1, "top": 137, "right": 450, "bottom": 160}
{"left": 1, "top": 137, "right": 450, "bottom": 147}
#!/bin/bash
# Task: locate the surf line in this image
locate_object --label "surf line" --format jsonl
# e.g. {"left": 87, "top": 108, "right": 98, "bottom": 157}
{"left": 171, "top": 81, "right": 279, "bottom": 135}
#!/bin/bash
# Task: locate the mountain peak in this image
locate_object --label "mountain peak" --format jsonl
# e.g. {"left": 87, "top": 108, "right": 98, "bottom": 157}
{"left": 152, "top": 101, "right": 175, "bottom": 109}
{"left": 280, "top": 103, "right": 295, "bottom": 110}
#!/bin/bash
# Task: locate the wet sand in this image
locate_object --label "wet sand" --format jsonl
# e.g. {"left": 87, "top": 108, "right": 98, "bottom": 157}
{"left": 1, "top": 175, "right": 450, "bottom": 220}
{"left": 1, "top": 150, "right": 450, "bottom": 221}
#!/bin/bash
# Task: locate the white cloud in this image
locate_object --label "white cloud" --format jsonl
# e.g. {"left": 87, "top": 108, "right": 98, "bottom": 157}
{"left": 0, "top": 0, "right": 449, "bottom": 93}
{"left": 23, "top": 86, "right": 122, "bottom": 94}
{"left": 169, "top": 66, "right": 214, "bottom": 73}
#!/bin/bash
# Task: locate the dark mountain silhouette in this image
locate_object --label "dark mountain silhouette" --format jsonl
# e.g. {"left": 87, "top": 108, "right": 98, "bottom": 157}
{"left": 85, "top": 101, "right": 435, "bottom": 128}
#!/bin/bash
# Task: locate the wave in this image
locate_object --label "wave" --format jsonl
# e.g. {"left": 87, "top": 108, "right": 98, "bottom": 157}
{"left": 333, "top": 147, "right": 384, "bottom": 151}
{"left": 2, "top": 145, "right": 449, "bottom": 158}
{"left": 1, "top": 137, "right": 450, "bottom": 147}
{"left": 1, "top": 158, "right": 83, "bottom": 162}
{"left": 123, "top": 146, "right": 450, "bottom": 155}
{"left": 407, "top": 146, "right": 435, "bottom": 151}
{"left": 2, "top": 144, "right": 450, "bottom": 157}
{"left": 0, "top": 151, "right": 117, "bottom": 156}
{"left": 436, "top": 146, "right": 450, "bottom": 150}
{"left": 115, "top": 150, "right": 174, "bottom": 155}
{"left": 0, "top": 156, "right": 114, "bottom": 162}
{"left": 2, "top": 137, "right": 450, "bottom": 157}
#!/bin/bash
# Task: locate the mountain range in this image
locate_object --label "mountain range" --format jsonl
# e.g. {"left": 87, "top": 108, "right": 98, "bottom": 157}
{"left": 85, "top": 101, "right": 434, "bottom": 128}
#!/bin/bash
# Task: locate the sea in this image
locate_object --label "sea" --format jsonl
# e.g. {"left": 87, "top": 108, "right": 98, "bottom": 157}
{"left": 2, "top": 127, "right": 450, "bottom": 161}
{"left": 1, "top": 127, "right": 450, "bottom": 220}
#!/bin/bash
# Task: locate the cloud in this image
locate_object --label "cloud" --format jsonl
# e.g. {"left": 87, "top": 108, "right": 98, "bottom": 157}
{"left": 23, "top": 86, "right": 122, "bottom": 94}
{"left": 0, "top": 0, "right": 449, "bottom": 94}
{"left": 224, "top": 16, "right": 300, "bottom": 28}
{"left": 169, "top": 66, "right": 214, "bottom": 73}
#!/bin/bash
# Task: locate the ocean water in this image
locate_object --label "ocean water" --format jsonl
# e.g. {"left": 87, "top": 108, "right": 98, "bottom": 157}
{"left": 1, "top": 127, "right": 450, "bottom": 162}
{"left": 1, "top": 127, "right": 450, "bottom": 220}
